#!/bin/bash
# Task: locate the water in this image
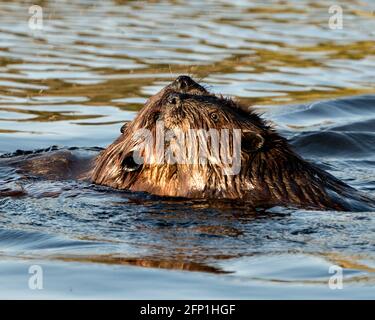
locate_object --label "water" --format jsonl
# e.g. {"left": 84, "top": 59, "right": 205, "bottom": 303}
{"left": 0, "top": 0, "right": 374, "bottom": 299}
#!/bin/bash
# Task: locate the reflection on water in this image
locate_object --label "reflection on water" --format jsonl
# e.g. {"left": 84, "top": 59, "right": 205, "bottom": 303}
{"left": 1, "top": 0, "right": 375, "bottom": 148}
{"left": 0, "top": 0, "right": 374, "bottom": 298}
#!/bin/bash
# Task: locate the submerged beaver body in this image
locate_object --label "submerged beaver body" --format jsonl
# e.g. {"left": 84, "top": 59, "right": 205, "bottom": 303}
{"left": 91, "top": 76, "right": 374, "bottom": 211}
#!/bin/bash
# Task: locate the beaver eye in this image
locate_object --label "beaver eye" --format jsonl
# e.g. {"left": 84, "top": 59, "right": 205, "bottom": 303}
{"left": 210, "top": 112, "right": 219, "bottom": 122}
{"left": 120, "top": 122, "right": 128, "bottom": 134}
{"left": 153, "top": 112, "right": 162, "bottom": 122}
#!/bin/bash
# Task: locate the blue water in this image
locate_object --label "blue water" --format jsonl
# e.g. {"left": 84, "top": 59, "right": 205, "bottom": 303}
{"left": 0, "top": 0, "right": 374, "bottom": 299}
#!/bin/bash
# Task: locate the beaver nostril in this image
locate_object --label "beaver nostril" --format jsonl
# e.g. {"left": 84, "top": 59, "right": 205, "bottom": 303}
{"left": 174, "top": 75, "right": 193, "bottom": 90}
{"left": 179, "top": 81, "right": 187, "bottom": 90}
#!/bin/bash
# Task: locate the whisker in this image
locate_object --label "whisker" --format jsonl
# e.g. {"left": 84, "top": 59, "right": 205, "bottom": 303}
{"left": 197, "top": 73, "right": 209, "bottom": 83}
{"left": 168, "top": 64, "right": 173, "bottom": 80}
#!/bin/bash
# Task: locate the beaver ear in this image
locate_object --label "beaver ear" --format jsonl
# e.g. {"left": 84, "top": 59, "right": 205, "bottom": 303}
{"left": 242, "top": 130, "right": 265, "bottom": 152}
{"left": 121, "top": 151, "right": 143, "bottom": 172}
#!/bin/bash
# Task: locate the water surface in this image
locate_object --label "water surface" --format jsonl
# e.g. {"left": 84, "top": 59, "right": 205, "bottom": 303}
{"left": 0, "top": 0, "right": 374, "bottom": 299}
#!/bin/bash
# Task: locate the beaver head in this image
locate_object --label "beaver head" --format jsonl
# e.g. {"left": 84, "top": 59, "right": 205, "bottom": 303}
{"left": 92, "top": 76, "right": 360, "bottom": 210}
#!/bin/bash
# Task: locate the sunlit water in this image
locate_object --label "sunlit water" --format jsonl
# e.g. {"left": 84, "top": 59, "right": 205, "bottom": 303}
{"left": 0, "top": 0, "right": 374, "bottom": 299}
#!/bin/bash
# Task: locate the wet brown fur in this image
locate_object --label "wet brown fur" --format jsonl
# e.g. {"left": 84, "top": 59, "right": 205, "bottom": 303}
{"left": 92, "top": 76, "right": 373, "bottom": 211}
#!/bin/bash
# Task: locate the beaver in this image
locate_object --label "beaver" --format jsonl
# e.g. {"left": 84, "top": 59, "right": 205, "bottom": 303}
{"left": 91, "top": 76, "right": 374, "bottom": 211}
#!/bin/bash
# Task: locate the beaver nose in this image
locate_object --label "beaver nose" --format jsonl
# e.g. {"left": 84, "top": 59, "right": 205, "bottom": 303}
{"left": 167, "top": 93, "right": 182, "bottom": 105}
{"left": 172, "top": 75, "right": 194, "bottom": 91}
